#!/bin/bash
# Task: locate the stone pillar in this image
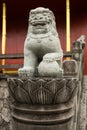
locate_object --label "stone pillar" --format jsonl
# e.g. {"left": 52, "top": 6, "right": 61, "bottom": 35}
{"left": 8, "top": 77, "right": 78, "bottom": 130}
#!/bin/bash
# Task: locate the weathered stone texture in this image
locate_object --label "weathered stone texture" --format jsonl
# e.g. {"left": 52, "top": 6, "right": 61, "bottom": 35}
{"left": 0, "top": 76, "right": 87, "bottom": 130}
{"left": 79, "top": 76, "right": 87, "bottom": 130}
{"left": 0, "top": 79, "right": 11, "bottom": 130}
{"left": 18, "top": 7, "right": 63, "bottom": 78}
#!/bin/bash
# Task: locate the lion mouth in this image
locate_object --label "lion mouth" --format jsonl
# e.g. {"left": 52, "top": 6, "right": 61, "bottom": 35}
{"left": 31, "top": 21, "right": 46, "bottom": 26}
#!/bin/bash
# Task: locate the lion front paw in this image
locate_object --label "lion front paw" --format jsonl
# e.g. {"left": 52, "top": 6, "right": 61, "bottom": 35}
{"left": 18, "top": 67, "right": 35, "bottom": 78}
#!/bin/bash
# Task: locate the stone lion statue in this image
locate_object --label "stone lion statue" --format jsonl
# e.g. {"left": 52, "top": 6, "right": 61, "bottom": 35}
{"left": 18, "top": 7, "right": 63, "bottom": 77}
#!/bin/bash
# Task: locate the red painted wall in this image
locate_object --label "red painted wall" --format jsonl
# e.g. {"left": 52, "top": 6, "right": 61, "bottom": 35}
{"left": 6, "top": 20, "right": 26, "bottom": 65}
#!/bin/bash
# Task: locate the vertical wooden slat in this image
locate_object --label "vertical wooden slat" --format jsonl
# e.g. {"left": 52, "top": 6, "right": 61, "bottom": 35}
{"left": 2, "top": 2, "right": 6, "bottom": 72}
{"left": 1, "top": 2, "right": 18, "bottom": 74}
{"left": 66, "top": 0, "right": 70, "bottom": 52}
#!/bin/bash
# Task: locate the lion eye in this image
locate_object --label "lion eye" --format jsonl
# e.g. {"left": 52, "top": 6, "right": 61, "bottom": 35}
{"left": 43, "top": 13, "right": 47, "bottom": 16}
{"left": 31, "top": 15, "right": 34, "bottom": 18}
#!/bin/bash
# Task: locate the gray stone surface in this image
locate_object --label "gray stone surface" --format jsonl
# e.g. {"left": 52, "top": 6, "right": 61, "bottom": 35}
{"left": 0, "top": 76, "right": 87, "bottom": 130}
{"left": 18, "top": 7, "right": 63, "bottom": 77}
{"left": 38, "top": 53, "right": 63, "bottom": 77}
{"left": 0, "top": 79, "right": 11, "bottom": 130}
{"left": 79, "top": 76, "right": 87, "bottom": 130}
{"left": 8, "top": 77, "right": 78, "bottom": 130}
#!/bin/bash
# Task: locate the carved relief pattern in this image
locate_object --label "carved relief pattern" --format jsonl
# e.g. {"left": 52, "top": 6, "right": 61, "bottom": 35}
{"left": 8, "top": 78, "right": 78, "bottom": 105}
{"left": 63, "top": 60, "right": 77, "bottom": 76}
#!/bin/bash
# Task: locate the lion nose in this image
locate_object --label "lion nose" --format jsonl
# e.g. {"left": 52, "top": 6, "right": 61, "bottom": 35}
{"left": 34, "top": 16, "right": 43, "bottom": 20}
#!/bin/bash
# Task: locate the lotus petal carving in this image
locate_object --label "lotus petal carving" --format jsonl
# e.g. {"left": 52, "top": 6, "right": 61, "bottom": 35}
{"left": 8, "top": 78, "right": 78, "bottom": 105}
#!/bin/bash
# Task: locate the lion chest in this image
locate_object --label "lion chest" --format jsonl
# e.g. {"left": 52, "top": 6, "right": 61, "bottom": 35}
{"left": 26, "top": 35, "right": 59, "bottom": 53}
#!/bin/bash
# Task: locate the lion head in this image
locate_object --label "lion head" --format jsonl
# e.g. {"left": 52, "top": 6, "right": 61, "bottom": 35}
{"left": 28, "top": 7, "right": 57, "bottom": 35}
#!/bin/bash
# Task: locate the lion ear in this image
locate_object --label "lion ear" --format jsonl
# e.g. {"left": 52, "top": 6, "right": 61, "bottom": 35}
{"left": 48, "top": 10, "right": 56, "bottom": 29}
{"left": 49, "top": 10, "right": 55, "bottom": 21}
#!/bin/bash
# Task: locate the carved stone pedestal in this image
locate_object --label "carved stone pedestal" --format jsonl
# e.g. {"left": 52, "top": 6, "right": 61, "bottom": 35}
{"left": 8, "top": 78, "right": 78, "bottom": 130}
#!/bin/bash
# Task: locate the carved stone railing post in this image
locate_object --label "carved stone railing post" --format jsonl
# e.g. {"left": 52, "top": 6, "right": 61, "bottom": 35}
{"left": 72, "top": 35, "right": 85, "bottom": 84}
{"left": 8, "top": 77, "right": 79, "bottom": 130}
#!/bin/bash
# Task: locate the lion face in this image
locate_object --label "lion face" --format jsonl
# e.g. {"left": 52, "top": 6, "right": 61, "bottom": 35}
{"left": 29, "top": 7, "right": 55, "bottom": 34}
